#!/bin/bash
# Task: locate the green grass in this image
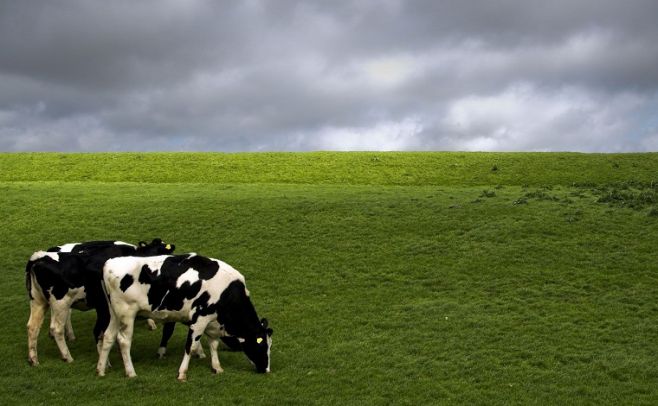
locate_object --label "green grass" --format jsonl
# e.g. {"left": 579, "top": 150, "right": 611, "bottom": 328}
{"left": 2, "top": 151, "right": 658, "bottom": 186}
{"left": 1, "top": 152, "right": 657, "bottom": 405}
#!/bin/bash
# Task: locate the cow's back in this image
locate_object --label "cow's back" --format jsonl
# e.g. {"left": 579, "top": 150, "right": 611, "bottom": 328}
{"left": 103, "top": 254, "right": 245, "bottom": 322}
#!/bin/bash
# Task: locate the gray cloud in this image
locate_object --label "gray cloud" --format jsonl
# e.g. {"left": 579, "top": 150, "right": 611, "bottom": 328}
{"left": 1, "top": 0, "right": 657, "bottom": 152}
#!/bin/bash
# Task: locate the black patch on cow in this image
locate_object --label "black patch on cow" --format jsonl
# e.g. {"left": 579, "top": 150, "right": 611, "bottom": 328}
{"left": 191, "top": 291, "right": 210, "bottom": 309}
{"left": 139, "top": 255, "right": 208, "bottom": 310}
{"left": 185, "top": 255, "right": 219, "bottom": 280}
{"left": 139, "top": 264, "right": 169, "bottom": 310}
{"left": 216, "top": 280, "right": 262, "bottom": 338}
{"left": 220, "top": 336, "right": 243, "bottom": 351}
{"left": 120, "top": 275, "right": 134, "bottom": 292}
{"left": 157, "top": 279, "right": 202, "bottom": 312}
{"left": 188, "top": 291, "right": 217, "bottom": 324}
{"left": 29, "top": 254, "right": 88, "bottom": 301}
{"left": 138, "top": 264, "right": 158, "bottom": 284}
{"left": 160, "top": 322, "right": 176, "bottom": 348}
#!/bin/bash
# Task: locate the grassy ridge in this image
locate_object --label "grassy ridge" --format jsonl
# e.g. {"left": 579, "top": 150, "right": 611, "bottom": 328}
{"left": 1, "top": 152, "right": 657, "bottom": 404}
{"left": 1, "top": 152, "right": 657, "bottom": 186}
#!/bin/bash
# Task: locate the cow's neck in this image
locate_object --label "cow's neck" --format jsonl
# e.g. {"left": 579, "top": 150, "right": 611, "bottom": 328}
{"left": 217, "top": 280, "right": 263, "bottom": 339}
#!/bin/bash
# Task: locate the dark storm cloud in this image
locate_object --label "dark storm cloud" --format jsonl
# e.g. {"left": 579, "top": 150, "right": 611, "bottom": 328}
{"left": 1, "top": 0, "right": 657, "bottom": 151}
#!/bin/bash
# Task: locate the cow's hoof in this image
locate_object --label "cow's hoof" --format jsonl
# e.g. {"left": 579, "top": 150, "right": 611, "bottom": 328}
{"left": 28, "top": 357, "right": 39, "bottom": 366}
{"left": 157, "top": 347, "right": 166, "bottom": 359}
{"left": 96, "top": 369, "right": 105, "bottom": 377}
{"left": 62, "top": 356, "right": 74, "bottom": 363}
{"left": 147, "top": 319, "right": 157, "bottom": 331}
{"left": 126, "top": 372, "right": 137, "bottom": 378}
{"left": 66, "top": 335, "right": 76, "bottom": 341}
{"left": 177, "top": 374, "right": 187, "bottom": 382}
{"left": 195, "top": 352, "right": 206, "bottom": 359}
{"left": 211, "top": 367, "right": 223, "bottom": 374}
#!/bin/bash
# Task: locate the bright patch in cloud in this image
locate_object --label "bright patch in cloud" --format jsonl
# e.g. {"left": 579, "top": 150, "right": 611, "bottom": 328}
{"left": 440, "top": 84, "right": 649, "bottom": 151}
{"left": 361, "top": 56, "right": 418, "bottom": 89}
{"left": 315, "top": 117, "right": 423, "bottom": 151}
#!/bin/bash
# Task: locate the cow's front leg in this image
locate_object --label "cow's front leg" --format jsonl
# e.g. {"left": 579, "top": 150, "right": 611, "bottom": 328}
{"left": 158, "top": 322, "right": 175, "bottom": 358}
{"left": 177, "top": 315, "right": 213, "bottom": 381}
{"left": 65, "top": 309, "right": 76, "bottom": 341}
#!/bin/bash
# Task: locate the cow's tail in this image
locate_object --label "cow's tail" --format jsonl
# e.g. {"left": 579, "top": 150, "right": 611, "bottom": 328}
{"left": 99, "top": 265, "right": 115, "bottom": 316}
{"left": 25, "top": 260, "right": 34, "bottom": 300}
{"left": 26, "top": 251, "right": 48, "bottom": 302}
{"left": 100, "top": 279, "right": 110, "bottom": 306}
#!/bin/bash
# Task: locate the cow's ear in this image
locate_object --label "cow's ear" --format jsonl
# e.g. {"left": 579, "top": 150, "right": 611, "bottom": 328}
{"left": 260, "top": 318, "right": 269, "bottom": 328}
{"left": 138, "top": 241, "right": 147, "bottom": 247}
{"left": 266, "top": 328, "right": 273, "bottom": 337}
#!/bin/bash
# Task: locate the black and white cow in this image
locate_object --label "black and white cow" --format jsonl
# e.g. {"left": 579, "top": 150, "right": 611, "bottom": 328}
{"left": 97, "top": 253, "right": 273, "bottom": 380}
{"left": 26, "top": 239, "right": 175, "bottom": 366}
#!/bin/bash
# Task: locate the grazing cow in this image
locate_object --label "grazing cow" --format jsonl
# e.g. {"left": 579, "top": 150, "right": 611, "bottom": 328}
{"left": 26, "top": 239, "right": 175, "bottom": 366}
{"left": 97, "top": 253, "right": 273, "bottom": 380}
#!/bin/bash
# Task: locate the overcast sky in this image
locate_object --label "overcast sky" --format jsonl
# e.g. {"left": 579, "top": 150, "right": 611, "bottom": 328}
{"left": 1, "top": 0, "right": 658, "bottom": 152}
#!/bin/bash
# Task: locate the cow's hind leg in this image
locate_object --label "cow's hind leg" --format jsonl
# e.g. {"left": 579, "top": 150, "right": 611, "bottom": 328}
{"left": 93, "top": 302, "right": 112, "bottom": 368}
{"left": 209, "top": 338, "right": 223, "bottom": 374}
{"left": 177, "top": 315, "right": 213, "bottom": 381}
{"left": 50, "top": 300, "right": 74, "bottom": 362}
{"left": 195, "top": 339, "right": 206, "bottom": 359}
{"left": 97, "top": 314, "right": 119, "bottom": 376}
{"left": 116, "top": 311, "right": 138, "bottom": 378}
{"left": 27, "top": 300, "right": 47, "bottom": 366}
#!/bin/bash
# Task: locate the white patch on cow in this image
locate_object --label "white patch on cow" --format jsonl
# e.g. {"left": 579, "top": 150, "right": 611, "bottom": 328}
{"left": 202, "top": 259, "right": 246, "bottom": 305}
{"left": 114, "top": 241, "right": 135, "bottom": 248}
{"left": 46, "top": 286, "right": 85, "bottom": 303}
{"left": 266, "top": 335, "right": 272, "bottom": 373}
{"left": 68, "top": 287, "right": 86, "bottom": 302}
{"left": 204, "top": 320, "right": 226, "bottom": 337}
{"left": 176, "top": 269, "right": 200, "bottom": 288}
{"left": 30, "top": 251, "right": 59, "bottom": 262}
{"left": 57, "top": 243, "right": 81, "bottom": 253}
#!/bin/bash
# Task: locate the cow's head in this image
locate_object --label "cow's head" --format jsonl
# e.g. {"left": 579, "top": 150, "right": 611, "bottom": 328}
{"left": 241, "top": 318, "right": 273, "bottom": 373}
{"left": 136, "top": 238, "right": 175, "bottom": 255}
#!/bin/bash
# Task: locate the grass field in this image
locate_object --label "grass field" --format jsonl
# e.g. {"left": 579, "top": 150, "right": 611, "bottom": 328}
{"left": 1, "top": 152, "right": 657, "bottom": 405}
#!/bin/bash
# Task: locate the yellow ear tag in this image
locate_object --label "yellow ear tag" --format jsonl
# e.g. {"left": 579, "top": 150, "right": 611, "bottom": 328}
{"left": 165, "top": 244, "right": 171, "bottom": 250}
{"left": 256, "top": 337, "right": 263, "bottom": 344}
